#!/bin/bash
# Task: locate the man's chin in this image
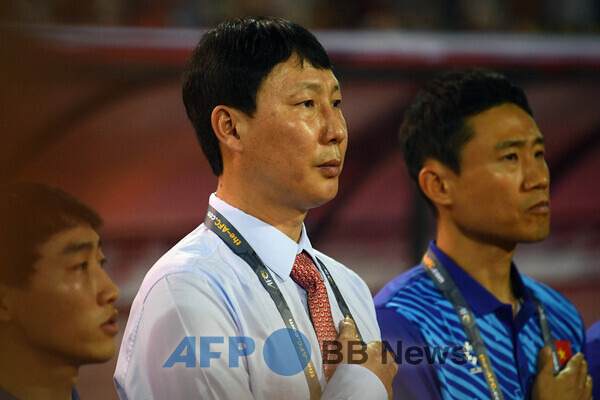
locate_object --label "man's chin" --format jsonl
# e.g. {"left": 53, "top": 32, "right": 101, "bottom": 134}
{"left": 79, "top": 344, "right": 117, "bottom": 365}
{"left": 520, "top": 228, "right": 551, "bottom": 244}
{"left": 304, "top": 188, "right": 339, "bottom": 210}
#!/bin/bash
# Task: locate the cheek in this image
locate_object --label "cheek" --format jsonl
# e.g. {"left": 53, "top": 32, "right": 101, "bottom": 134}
{"left": 60, "top": 282, "right": 89, "bottom": 306}
{"left": 474, "top": 177, "right": 522, "bottom": 223}
{"left": 465, "top": 169, "right": 515, "bottom": 198}
{"left": 12, "top": 288, "right": 69, "bottom": 332}
{"left": 274, "top": 121, "right": 317, "bottom": 156}
{"left": 340, "top": 132, "right": 348, "bottom": 154}
{"left": 281, "top": 118, "right": 314, "bottom": 139}
{"left": 41, "top": 281, "right": 93, "bottom": 315}
{"left": 455, "top": 174, "right": 502, "bottom": 214}
{"left": 339, "top": 113, "right": 348, "bottom": 134}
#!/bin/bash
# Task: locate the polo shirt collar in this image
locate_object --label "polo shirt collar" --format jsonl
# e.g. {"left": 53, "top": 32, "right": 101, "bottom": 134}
{"left": 429, "top": 241, "right": 532, "bottom": 317}
{"left": 209, "top": 193, "right": 316, "bottom": 281}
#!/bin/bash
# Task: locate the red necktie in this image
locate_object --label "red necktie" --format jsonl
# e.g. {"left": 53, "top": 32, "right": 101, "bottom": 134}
{"left": 290, "top": 252, "right": 338, "bottom": 381}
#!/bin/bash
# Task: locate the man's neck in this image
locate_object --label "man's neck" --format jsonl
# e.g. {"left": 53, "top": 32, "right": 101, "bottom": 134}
{"left": 436, "top": 224, "right": 517, "bottom": 307}
{"left": 0, "top": 342, "right": 77, "bottom": 400}
{"left": 216, "top": 183, "right": 307, "bottom": 243}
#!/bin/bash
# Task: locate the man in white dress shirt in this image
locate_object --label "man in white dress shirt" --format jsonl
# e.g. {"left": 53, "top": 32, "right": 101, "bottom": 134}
{"left": 114, "top": 16, "right": 397, "bottom": 399}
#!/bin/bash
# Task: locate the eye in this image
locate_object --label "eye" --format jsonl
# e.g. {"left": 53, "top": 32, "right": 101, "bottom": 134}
{"left": 300, "top": 100, "right": 314, "bottom": 107}
{"left": 100, "top": 258, "right": 108, "bottom": 268}
{"left": 74, "top": 262, "right": 88, "bottom": 271}
{"left": 332, "top": 99, "right": 342, "bottom": 108}
{"left": 503, "top": 153, "right": 518, "bottom": 161}
{"left": 535, "top": 150, "right": 545, "bottom": 159}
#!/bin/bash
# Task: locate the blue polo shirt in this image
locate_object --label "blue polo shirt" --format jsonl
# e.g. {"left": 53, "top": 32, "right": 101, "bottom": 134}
{"left": 374, "top": 242, "right": 585, "bottom": 400}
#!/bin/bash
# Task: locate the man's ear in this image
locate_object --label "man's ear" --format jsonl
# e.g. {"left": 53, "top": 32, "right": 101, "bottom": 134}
{"left": 418, "top": 159, "right": 453, "bottom": 208}
{"left": 211, "top": 105, "right": 245, "bottom": 153}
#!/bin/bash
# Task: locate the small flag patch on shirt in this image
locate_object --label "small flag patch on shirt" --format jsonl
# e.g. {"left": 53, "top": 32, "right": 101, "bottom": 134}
{"left": 554, "top": 340, "right": 572, "bottom": 366}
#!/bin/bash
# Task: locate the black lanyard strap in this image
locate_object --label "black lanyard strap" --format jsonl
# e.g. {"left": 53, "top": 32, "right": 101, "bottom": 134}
{"left": 421, "top": 248, "right": 560, "bottom": 400}
{"left": 315, "top": 258, "right": 364, "bottom": 345}
{"left": 205, "top": 204, "right": 363, "bottom": 397}
{"left": 531, "top": 292, "right": 561, "bottom": 375}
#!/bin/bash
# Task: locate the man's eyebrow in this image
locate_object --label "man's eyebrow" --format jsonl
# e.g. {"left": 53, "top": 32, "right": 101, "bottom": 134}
{"left": 495, "top": 136, "right": 545, "bottom": 150}
{"left": 295, "top": 82, "right": 341, "bottom": 94}
{"left": 61, "top": 240, "right": 100, "bottom": 255}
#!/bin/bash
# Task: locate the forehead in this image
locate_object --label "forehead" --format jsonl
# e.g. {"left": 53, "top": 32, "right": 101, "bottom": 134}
{"left": 37, "top": 224, "right": 100, "bottom": 260}
{"left": 465, "top": 103, "right": 542, "bottom": 146}
{"left": 259, "top": 55, "right": 339, "bottom": 95}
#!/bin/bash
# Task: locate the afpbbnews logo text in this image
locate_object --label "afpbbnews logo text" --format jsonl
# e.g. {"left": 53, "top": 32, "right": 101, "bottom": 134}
{"left": 163, "top": 329, "right": 470, "bottom": 376}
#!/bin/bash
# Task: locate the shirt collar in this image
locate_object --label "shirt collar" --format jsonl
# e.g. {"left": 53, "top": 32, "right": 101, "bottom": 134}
{"left": 208, "top": 193, "right": 315, "bottom": 281}
{"left": 429, "top": 241, "right": 531, "bottom": 317}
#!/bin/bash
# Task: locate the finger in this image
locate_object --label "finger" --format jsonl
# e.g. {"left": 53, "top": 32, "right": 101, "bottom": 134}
{"left": 388, "top": 352, "right": 399, "bottom": 371}
{"left": 536, "top": 346, "right": 555, "bottom": 375}
{"left": 365, "top": 340, "right": 381, "bottom": 351}
{"left": 337, "top": 317, "right": 357, "bottom": 341}
{"left": 583, "top": 375, "right": 592, "bottom": 400}
{"left": 364, "top": 342, "right": 397, "bottom": 368}
{"left": 577, "top": 359, "right": 588, "bottom": 391}
{"left": 562, "top": 352, "right": 584, "bottom": 376}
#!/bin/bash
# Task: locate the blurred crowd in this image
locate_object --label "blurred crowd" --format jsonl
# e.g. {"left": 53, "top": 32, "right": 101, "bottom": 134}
{"left": 1, "top": 0, "right": 599, "bottom": 32}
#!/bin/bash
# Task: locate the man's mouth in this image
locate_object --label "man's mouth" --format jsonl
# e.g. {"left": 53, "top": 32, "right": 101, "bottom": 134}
{"left": 101, "top": 310, "right": 119, "bottom": 336}
{"left": 526, "top": 200, "right": 550, "bottom": 214}
{"left": 317, "top": 159, "right": 342, "bottom": 177}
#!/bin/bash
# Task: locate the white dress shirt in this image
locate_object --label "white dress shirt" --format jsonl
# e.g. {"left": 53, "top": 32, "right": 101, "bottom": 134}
{"left": 114, "top": 194, "right": 387, "bottom": 399}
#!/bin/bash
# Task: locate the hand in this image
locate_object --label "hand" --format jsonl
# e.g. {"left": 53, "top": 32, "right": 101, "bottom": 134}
{"left": 329, "top": 317, "right": 398, "bottom": 400}
{"left": 532, "top": 346, "right": 593, "bottom": 400}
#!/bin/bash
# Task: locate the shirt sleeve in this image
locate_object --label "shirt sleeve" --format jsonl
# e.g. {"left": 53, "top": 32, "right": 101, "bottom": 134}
{"left": 115, "top": 272, "right": 254, "bottom": 400}
{"left": 322, "top": 364, "right": 388, "bottom": 400}
{"left": 376, "top": 307, "right": 443, "bottom": 400}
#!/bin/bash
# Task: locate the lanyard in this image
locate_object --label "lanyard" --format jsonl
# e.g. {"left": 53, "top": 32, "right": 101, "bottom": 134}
{"left": 421, "top": 248, "right": 561, "bottom": 400}
{"left": 204, "top": 205, "right": 363, "bottom": 398}
{"left": 315, "top": 257, "right": 364, "bottom": 345}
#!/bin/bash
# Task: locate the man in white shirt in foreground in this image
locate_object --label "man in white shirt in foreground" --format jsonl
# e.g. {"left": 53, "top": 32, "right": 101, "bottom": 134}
{"left": 114, "top": 15, "right": 397, "bottom": 400}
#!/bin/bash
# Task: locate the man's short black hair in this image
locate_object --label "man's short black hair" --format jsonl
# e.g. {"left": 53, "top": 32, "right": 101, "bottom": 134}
{"left": 0, "top": 182, "right": 103, "bottom": 288}
{"left": 182, "top": 16, "right": 332, "bottom": 176}
{"left": 399, "top": 68, "right": 533, "bottom": 210}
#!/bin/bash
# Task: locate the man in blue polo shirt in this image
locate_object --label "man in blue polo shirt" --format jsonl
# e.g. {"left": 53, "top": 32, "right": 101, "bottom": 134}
{"left": 375, "top": 69, "right": 593, "bottom": 400}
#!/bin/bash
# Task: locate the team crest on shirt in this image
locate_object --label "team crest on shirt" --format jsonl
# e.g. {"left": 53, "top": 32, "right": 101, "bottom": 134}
{"left": 554, "top": 340, "right": 573, "bottom": 366}
{"left": 461, "top": 341, "right": 483, "bottom": 374}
